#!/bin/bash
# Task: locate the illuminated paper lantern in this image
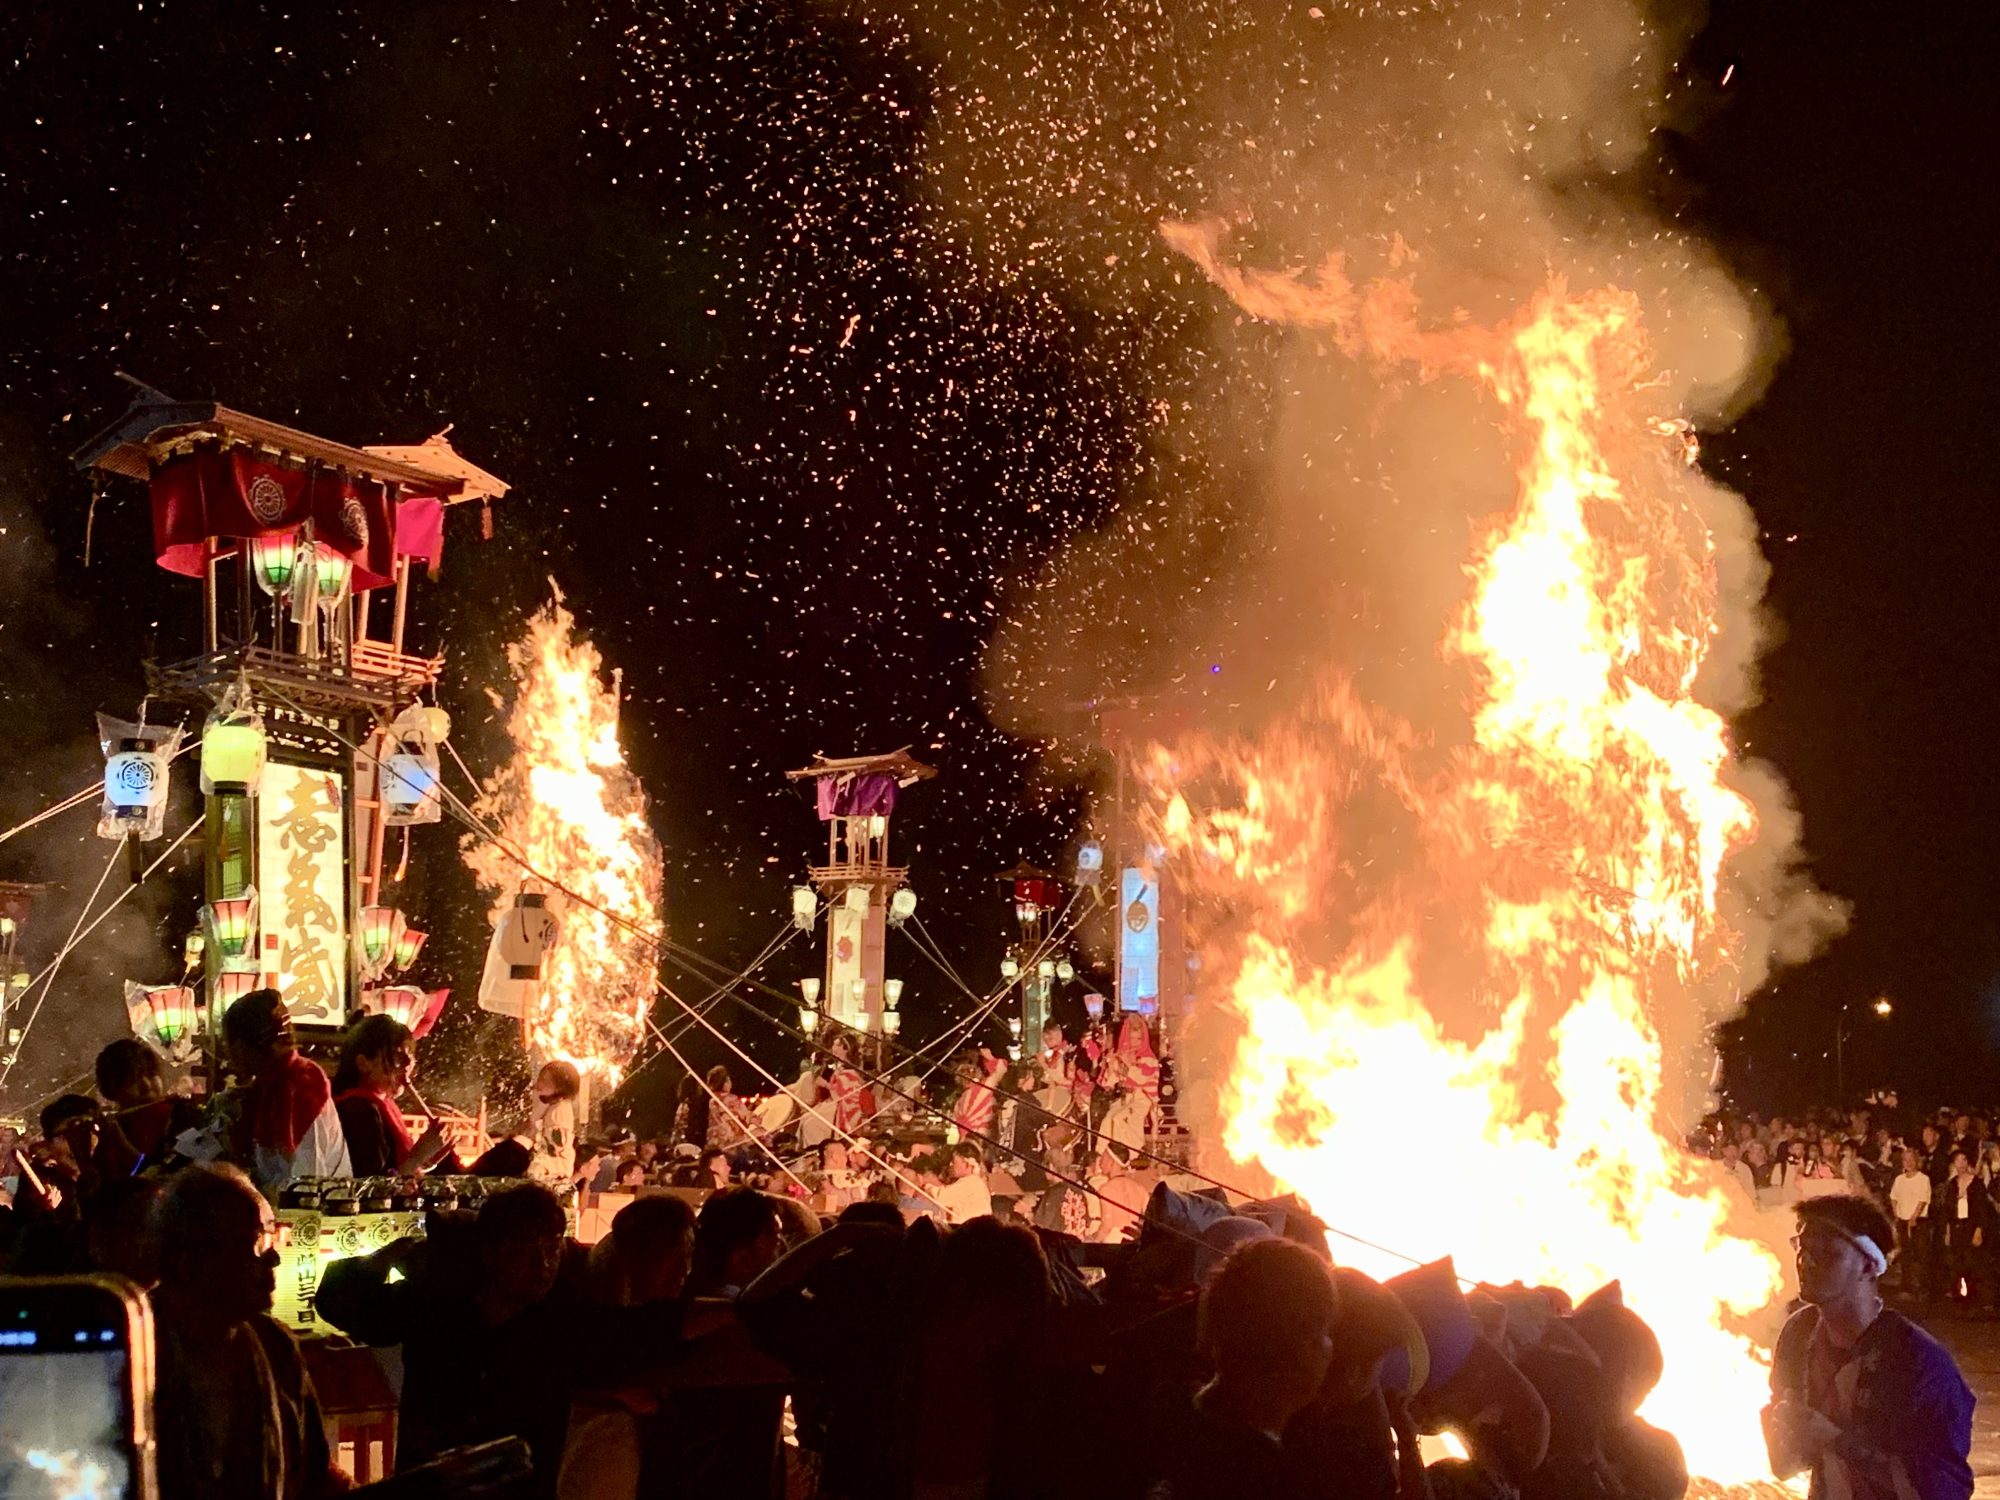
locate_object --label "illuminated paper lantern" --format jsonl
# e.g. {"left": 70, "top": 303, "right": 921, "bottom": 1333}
{"left": 370, "top": 985, "right": 451, "bottom": 1040}
{"left": 883, "top": 1010, "right": 901, "bottom": 1037}
{"left": 312, "top": 542, "right": 353, "bottom": 601}
{"left": 103, "top": 738, "right": 170, "bottom": 837}
{"left": 363, "top": 984, "right": 446, "bottom": 1036}
{"left": 1074, "top": 838, "right": 1104, "bottom": 888}
{"left": 415, "top": 987, "right": 449, "bottom": 1038}
{"left": 213, "top": 970, "right": 261, "bottom": 1008}
{"left": 96, "top": 715, "right": 181, "bottom": 843}
{"left": 799, "top": 977, "right": 821, "bottom": 1007}
{"left": 999, "top": 957, "right": 1019, "bottom": 980}
{"left": 383, "top": 747, "right": 440, "bottom": 824}
{"left": 791, "top": 887, "right": 816, "bottom": 931}
{"left": 358, "top": 905, "right": 405, "bottom": 974}
{"left": 478, "top": 891, "right": 559, "bottom": 1018}
{"left": 800, "top": 1007, "right": 820, "bottom": 1036}
{"left": 392, "top": 927, "right": 427, "bottom": 971}
{"left": 206, "top": 892, "right": 258, "bottom": 961}
{"left": 124, "top": 982, "right": 200, "bottom": 1064}
{"left": 844, "top": 885, "right": 871, "bottom": 915}
{"left": 883, "top": 979, "right": 903, "bottom": 1011}
{"left": 888, "top": 888, "right": 917, "bottom": 927}
{"left": 380, "top": 704, "right": 443, "bottom": 827}
{"left": 246, "top": 532, "right": 302, "bottom": 597}
{"left": 1056, "top": 959, "right": 1075, "bottom": 983}
{"left": 200, "top": 686, "right": 267, "bottom": 797}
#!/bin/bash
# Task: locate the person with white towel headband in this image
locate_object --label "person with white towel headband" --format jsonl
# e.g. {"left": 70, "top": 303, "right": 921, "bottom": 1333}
{"left": 1765, "top": 1192, "right": 1975, "bottom": 1500}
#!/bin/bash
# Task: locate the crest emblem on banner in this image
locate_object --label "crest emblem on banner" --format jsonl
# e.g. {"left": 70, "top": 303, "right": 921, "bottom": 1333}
{"left": 339, "top": 496, "right": 370, "bottom": 549}
{"left": 248, "top": 474, "right": 287, "bottom": 524}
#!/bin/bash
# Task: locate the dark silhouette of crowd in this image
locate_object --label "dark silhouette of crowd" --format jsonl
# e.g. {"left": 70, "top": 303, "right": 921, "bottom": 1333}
{"left": 0, "top": 994, "right": 1979, "bottom": 1500}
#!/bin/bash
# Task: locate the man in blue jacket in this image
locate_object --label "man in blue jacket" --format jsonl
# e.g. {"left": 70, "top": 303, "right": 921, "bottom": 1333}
{"left": 1766, "top": 1193, "right": 1974, "bottom": 1500}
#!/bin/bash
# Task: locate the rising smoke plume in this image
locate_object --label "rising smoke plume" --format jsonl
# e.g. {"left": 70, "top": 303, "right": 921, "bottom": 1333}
{"left": 823, "top": 0, "right": 1844, "bottom": 1100}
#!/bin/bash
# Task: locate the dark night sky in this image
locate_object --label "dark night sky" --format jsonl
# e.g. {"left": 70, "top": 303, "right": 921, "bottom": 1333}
{"left": 2, "top": 2, "right": 1997, "bottom": 1118}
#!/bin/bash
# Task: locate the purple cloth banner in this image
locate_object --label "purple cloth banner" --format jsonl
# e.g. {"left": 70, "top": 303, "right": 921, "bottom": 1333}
{"left": 815, "top": 773, "right": 900, "bottom": 821}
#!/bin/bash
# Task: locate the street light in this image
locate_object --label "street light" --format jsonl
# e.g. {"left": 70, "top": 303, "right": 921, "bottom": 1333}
{"left": 1835, "top": 997, "right": 1894, "bottom": 1099}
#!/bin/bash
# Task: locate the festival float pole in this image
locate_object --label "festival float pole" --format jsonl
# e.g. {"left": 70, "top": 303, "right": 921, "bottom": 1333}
{"left": 785, "top": 750, "right": 935, "bottom": 1072}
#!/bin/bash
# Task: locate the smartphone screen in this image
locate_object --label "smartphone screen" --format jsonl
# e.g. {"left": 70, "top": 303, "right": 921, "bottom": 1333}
{"left": 0, "top": 1277, "right": 155, "bottom": 1500}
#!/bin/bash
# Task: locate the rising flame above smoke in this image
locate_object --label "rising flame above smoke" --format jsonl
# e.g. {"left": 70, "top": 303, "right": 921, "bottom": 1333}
{"left": 465, "top": 595, "right": 664, "bottom": 1089}
{"left": 1150, "top": 223, "right": 1788, "bottom": 1486}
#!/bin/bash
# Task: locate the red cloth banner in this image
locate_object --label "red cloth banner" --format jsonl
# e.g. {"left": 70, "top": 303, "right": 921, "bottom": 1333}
{"left": 393, "top": 494, "right": 445, "bottom": 567}
{"left": 150, "top": 447, "right": 399, "bottom": 590}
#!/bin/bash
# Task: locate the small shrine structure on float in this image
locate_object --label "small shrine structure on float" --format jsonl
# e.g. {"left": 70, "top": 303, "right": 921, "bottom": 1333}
{"left": 75, "top": 392, "right": 507, "bottom": 1041}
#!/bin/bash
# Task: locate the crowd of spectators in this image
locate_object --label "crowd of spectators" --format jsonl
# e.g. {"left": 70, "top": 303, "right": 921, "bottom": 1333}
{"left": 3, "top": 988, "right": 1984, "bottom": 1500}
{"left": 1697, "top": 1098, "right": 2000, "bottom": 1309}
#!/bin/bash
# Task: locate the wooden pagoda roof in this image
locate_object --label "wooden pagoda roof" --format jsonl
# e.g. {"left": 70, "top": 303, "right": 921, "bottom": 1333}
{"left": 784, "top": 747, "right": 938, "bottom": 785}
{"left": 73, "top": 395, "right": 477, "bottom": 495}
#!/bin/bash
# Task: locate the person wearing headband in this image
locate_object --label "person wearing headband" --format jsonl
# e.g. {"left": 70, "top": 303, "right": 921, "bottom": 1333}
{"left": 1765, "top": 1193, "right": 1973, "bottom": 1500}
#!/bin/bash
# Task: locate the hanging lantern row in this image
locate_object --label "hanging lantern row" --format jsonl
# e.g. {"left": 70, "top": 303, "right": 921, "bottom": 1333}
{"left": 248, "top": 530, "right": 356, "bottom": 605}
{"left": 97, "top": 686, "right": 275, "bottom": 840}
{"left": 359, "top": 906, "right": 430, "bottom": 982}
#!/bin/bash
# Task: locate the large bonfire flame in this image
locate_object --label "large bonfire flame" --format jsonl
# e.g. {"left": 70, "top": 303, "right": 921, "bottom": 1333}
{"left": 465, "top": 595, "right": 665, "bottom": 1090}
{"left": 1150, "top": 223, "right": 1788, "bottom": 1486}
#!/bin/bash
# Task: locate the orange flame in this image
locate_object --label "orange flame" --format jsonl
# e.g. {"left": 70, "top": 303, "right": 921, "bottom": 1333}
{"left": 465, "top": 595, "right": 665, "bottom": 1090}
{"left": 1153, "top": 223, "right": 1787, "bottom": 1485}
